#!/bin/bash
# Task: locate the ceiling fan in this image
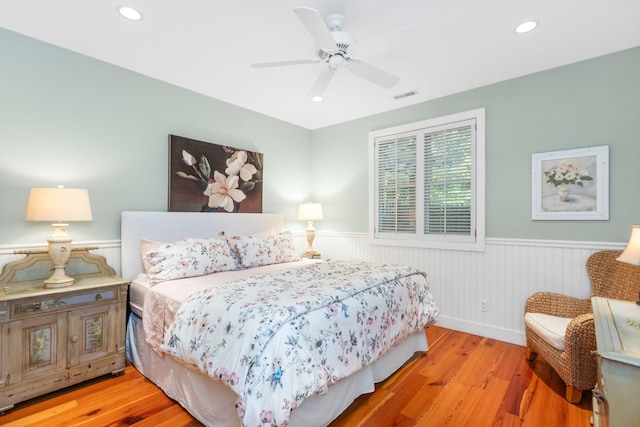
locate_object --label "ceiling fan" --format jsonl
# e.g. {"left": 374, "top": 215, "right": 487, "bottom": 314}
{"left": 251, "top": 7, "right": 414, "bottom": 101}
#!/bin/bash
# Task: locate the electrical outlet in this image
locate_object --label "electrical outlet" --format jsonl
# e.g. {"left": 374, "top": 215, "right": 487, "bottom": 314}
{"left": 480, "top": 299, "right": 488, "bottom": 312}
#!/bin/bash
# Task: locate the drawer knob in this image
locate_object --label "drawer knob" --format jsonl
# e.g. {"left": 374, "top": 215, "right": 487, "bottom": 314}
{"left": 33, "top": 302, "right": 41, "bottom": 311}
{"left": 95, "top": 294, "right": 103, "bottom": 301}
{"left": 70, "top": 335, "right": 79, "bottom": 343}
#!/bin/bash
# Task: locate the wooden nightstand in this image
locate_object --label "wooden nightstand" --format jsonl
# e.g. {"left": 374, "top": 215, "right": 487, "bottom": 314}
{"left": 0, "top": 247, "right": 128, "bottom": 413}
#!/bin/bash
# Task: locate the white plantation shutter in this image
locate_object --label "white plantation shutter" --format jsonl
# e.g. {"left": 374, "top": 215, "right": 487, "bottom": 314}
{"left": 371, "top": 109, "right": 484, "bottom": 250}
{"left": 423, "top": 120, "right": 474, "bottom": 236}
{"left": 375, "top": 134, "right": 417, "bottom": 235}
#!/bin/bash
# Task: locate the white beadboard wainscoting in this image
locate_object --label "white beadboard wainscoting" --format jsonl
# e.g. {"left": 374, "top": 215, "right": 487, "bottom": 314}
{"left": 0, "top": 235, "right": 624, "bottom": 347}
{"left": 305, "top": 232, "right": 625, "bottom": 346}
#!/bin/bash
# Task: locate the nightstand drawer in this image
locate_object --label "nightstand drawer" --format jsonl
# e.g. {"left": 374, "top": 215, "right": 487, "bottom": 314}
{"left": 10, "top": 288, "right": 116, "bottom": 318}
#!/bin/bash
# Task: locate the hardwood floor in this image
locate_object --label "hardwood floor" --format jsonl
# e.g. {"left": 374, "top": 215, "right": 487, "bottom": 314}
{"left": 331, "top": 327, "right": 592, "bottom": 427}
{"left": 1, "top": 326, "right": 592, "bottom": 427}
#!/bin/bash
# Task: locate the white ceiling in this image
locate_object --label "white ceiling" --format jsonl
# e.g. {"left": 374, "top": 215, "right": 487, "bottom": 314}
{"left": 2, "top": 0, "right": 640, "bottom": 130}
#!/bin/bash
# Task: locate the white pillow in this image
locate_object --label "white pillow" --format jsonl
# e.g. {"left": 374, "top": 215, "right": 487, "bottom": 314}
{"left": 236, "top": 231, "right": 301, "bottom": 268}
{"left": 145, "top": 236, "right": 236, "bottom": 284}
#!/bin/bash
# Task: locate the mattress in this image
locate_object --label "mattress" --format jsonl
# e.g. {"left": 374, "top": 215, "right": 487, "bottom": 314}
{"left": 128, "top": 259, "right": 319, "bottom": 318}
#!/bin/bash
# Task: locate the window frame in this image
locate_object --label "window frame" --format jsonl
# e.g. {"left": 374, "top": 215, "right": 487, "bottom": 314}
{"left": 368, "top": 108, "right": 485, "bottom": 251}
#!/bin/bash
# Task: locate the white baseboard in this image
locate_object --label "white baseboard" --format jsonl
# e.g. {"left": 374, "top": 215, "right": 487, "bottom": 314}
{"left": 434, "top": 315, "right": 526, "bottom": 346}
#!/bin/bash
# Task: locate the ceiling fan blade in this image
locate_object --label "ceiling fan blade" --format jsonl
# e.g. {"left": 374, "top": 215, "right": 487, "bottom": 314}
{"left": 294, "top": 7, "right": 338, "bottom": 52}
{"left": 308, "top": 68, "right": 337, "bottom": 101}
{"left": 251, "top": 58, "right": 322, "bottom": 68}
{"left": 345, "top": 60, "right": 400, "bottom": 89}
{"left": 355, "top": 24, "right": 422, "bottom": 58}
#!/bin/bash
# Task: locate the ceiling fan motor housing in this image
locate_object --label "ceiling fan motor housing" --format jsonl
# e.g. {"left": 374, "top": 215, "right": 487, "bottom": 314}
{"left": 331, "top": 30, "right": 356, "bottom": 52}
{"left": 322, "top": 30, "right": 356, "bottom": 67}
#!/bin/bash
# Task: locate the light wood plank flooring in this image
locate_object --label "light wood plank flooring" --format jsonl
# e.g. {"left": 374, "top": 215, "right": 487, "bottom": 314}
{"left": 0, "top": 326, "right": 592, "bottom": 426}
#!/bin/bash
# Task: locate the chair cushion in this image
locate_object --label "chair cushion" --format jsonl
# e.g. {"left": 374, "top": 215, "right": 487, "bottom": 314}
{"left": 524, "top": 312, "right": 573, "bottom": 351}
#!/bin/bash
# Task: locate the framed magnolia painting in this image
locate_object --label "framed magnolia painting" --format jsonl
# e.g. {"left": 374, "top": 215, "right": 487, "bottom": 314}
{"left": 168, "top": 135, "right": 263, "bottom": 213}
{"left": 531, "top": 145, "right": 609, "bottom": 220}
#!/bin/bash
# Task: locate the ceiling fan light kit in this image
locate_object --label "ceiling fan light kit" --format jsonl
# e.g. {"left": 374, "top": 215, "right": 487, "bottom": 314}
{"left": 251, "top": 7, "right": 412, "bottom": 102}
{"left": 328, "top": 54, "right": 345, "bottom": 68}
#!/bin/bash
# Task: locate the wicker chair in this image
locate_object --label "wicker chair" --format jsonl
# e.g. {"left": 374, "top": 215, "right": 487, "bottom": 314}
{"left": 524, "top": 250, "right": 640, "bottom": 403}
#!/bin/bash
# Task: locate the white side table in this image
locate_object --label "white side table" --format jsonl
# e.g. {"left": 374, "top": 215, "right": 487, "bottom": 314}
{"left": 592, "top": 296, "right": 640, "bottom": 427}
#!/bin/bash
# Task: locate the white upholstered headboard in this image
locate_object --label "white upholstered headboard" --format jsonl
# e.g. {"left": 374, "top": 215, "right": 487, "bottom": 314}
{"left": 120, "top": 211, "right": 284, "bottom": 281}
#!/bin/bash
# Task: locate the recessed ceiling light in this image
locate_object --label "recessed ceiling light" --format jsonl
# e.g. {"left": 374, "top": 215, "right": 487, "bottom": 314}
{"left": 311, "top": 96, "right": 323, "bottom": 102}
{"left": 515, "top": 21, "right": 538, "bottom": 34}
{"left": 118, "top": 6, "right": 143, "bottom": 21}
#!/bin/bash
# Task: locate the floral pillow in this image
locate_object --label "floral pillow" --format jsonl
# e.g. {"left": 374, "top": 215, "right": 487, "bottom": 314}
{"left": 236, "top": 231, "right": 301, "bottom": 268}
{"left": 145, "top": 236, "right": 237, "bottom": 284}
{"left": 227, "top": 227, "right": 276, "bottom": 269}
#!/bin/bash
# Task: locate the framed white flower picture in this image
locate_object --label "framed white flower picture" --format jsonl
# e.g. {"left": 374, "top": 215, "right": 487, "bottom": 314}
{"left": 531, "top": 145, "right": 609, "bottom": 220}
{"left": 168, "top": 135, "right": 263, "bottom": 213}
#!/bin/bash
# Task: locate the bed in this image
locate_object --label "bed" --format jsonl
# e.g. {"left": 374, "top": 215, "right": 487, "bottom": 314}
{"left": 121, "top": 211, "right": 438, "bottom": 427}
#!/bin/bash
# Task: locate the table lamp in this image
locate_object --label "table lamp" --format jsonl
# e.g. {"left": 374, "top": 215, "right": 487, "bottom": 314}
{"left": 25, "top": 186, "right": 93, "bottom": 288}
{"left": 617, "top": 225, "right": 640, "bottom": 306}
{"left": 298, "top": 202, "right": 323, "bottom": 258}
{"left": 617, "top": 225, "right": 640, "bottom": 266}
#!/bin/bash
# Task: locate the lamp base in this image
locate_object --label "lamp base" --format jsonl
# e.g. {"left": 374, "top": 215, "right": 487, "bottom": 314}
{"left": 44, "top": 224, "right": 75, "bottom": 288}
{"left": 302, "top": 251, "right": 322, "bottom": 259}
{"left": 303, "top": 225, "right": 321, "bottom": 259}
{"left": 44, "top": 270, "right": 74, "bottom": 288}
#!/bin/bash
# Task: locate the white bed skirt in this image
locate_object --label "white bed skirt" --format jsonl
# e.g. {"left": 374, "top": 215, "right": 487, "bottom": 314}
{"left": 126, "top": 314, "right": 428, "bottom": 426}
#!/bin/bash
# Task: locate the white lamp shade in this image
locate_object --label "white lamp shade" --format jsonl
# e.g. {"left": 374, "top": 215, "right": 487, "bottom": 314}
{"left": 26, "top": 187, "right": 93, "bottom": 223}
{"left": 298, "top": 203, "right": 323, "bottom": 222}
{"left": 617, "top": 225, "right": 640, "bottom": 266}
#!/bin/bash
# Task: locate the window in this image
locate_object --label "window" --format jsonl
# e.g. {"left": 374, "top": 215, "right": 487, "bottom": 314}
{"left": 369, "top": 108, "right": 485, "bottom": 251}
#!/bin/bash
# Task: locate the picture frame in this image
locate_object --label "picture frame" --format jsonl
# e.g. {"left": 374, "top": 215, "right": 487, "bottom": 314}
{"left": 168, "top": 134, "right": 263, "bottom": 213}
{"left": 531, "top": 145, "right": 609, "bottom": 220}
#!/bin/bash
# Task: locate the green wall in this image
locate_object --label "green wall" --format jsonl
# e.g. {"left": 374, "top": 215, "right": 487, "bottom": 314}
{"left": 0, "top": 29, "right": 312, "bottom": 245}
{"left": 311, "top": 47, "right": 640, "bottom": 242}
{"left": 2, "top": 27, "right": 638, "bottom": 246}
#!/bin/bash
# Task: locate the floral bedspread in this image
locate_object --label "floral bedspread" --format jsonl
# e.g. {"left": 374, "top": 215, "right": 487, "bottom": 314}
{"left": 160, "top": 260, "right": 438, "bottom": 427}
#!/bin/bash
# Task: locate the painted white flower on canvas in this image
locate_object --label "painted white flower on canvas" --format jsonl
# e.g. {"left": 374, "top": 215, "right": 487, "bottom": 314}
{"left": 170, "top": 135, "right": 263, "bottom": 213}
